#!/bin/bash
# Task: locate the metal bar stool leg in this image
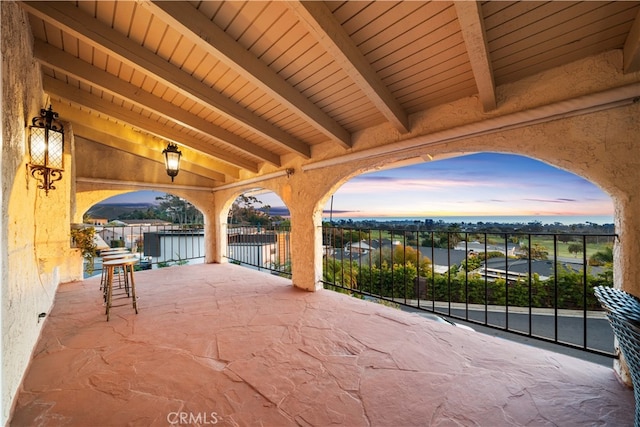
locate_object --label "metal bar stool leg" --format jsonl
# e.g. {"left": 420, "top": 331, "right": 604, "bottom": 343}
{"left": 128, "top": 264, "right": 138, "bottom": 314}
{"left": 105, "top": 265, "right": 114, "bottom": 321}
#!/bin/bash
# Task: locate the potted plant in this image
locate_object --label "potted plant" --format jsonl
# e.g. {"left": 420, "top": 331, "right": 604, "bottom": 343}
{"left": 71, "top": 226, "right": 98, "bottom": 275}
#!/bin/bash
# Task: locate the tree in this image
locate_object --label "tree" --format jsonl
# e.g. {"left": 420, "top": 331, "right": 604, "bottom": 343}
{"left": 155, "top": 194, "right": 203, "bottom": 224}
{"left": 228, "top": 194, "right": 281, "bottom": 225}
{"left": 568, "top": 242, "right": 583, "bottom": 257}
{"left": 589, "top": 246, "right": 613, "bottom": 266}
{"left": 432, "top": 224, "right": 463, "bottom": 249}
{"left": 519, "top": 242, "right": 549, "bottom": 260}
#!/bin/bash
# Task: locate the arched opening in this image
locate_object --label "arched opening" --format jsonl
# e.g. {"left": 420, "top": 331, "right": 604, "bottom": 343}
{"left": 222, "top": 188, "right": 291, "bottom": 277}
{"left": 319, "top": 152, "right": 616, "bottom": 360}
{"left": 76, "top": 189, "right": 207, "bottom": 277}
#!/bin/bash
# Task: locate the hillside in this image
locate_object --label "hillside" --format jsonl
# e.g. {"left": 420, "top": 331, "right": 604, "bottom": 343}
{"left": 87, "top": 202, "right": 158, "bottom": 221}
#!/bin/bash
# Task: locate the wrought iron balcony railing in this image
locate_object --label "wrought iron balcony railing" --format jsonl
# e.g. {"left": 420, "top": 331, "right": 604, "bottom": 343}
{"left": 78, "top": 223, "right": 206, "bottom": 277}
{"left": 226, "top": 223, "right": 617, "bottom": 358}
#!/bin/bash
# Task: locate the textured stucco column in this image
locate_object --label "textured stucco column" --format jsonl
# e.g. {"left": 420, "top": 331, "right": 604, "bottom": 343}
{"left": 289, "top": 202, "right": 324, "bottom": 291}
{"left": 280, "top": 167, "right": 346, "bottom": 292}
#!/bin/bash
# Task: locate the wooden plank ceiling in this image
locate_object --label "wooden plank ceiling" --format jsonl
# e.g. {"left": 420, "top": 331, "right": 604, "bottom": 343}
{"left": 19, "top": 1, "right": 640, "bottom": 185}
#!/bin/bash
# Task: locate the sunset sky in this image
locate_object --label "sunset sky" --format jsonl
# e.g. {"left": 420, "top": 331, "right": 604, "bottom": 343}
{"left": 321, "top": 153, "right": 613, "bottom": 219}
{"left": 104, "top": 153, "right": 614, "bottom": 222}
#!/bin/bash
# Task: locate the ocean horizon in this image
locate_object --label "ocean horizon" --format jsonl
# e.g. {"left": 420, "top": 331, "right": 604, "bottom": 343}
{"left": 323, "top": 215, "right": 614, "bottom": 226}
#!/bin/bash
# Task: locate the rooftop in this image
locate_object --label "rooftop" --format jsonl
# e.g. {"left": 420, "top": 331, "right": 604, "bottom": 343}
{"left": 11, "top": 263, "right": 633, "bottom": 426}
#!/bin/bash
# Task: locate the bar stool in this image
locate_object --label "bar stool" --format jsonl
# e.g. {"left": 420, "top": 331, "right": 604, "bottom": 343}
{"left": 99, "top": 251, "right": 134, "bottom": 294}
{"left": 103, "top": 258, "right": 139, "bottom": 321}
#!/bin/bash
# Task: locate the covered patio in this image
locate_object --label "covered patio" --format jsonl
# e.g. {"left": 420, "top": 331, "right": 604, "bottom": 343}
{"left": 5, "top": 1, "right": 640, "bottom": 423}
{"left": 10, "top": 264, "right": 634, "bottom": 426}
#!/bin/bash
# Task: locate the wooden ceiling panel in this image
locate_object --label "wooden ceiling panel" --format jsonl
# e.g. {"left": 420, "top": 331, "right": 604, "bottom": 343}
{"left": 112, "top": 2, "right": 137, "bottom": 36}
{"left": 498, "top": 28, "right": 631, "bottom": 84}
{"left": 293, "top": 56, "right": 340, "bottom": 94}
{"left": 19, "top": 0, "right": 640, "bottom": 184}
{"left": 381, "top": 40, "right": 467, "bottom": 86}
{"left": 259, "top": 17, "right": 310, "bottom": 68}
{"left": 357, "top": 2, "right": 450, "bottom": 59}
{"left": 488, "top": 2, "right": 624, "bottom": 56}
{"left": 268, "top": 32, "right": 320, "bottom": 76}
{"left": 339, "top": 1, "right": 398, "bottom": 32}
{"left": 140, "top": 11, "right": 166, "bottom": 54}
{"left": 481, "top": 1, "right": 525, "bottom": 20}
{"left": 104, "top": 55, "right": 121, "bottom": 79}
{"left": 192, "top": 1, "right": 223, "bottom": 21}
{"left": 277, "top": 42, "right": 328, "bottom": 85}
{"left": 328, "top": 1, "right": 375, "bottom": 24}
{"left": 405, "top": 79, "right": 478, "bottom": 113}
{"left": 205, "top": 64, "right": 236, "bottom": 92}
{"left": 117, "top": 62, "right": 134, "bottom": 84}
{"left": 190, "top": 54, "right": 220, "bottom": 83}
{"left": 493, "top": 7, "right": 639, "bottom": 84}
{"left": 125, "top": 3, "right": 152, "bottom": 44}
{"left": 366, "top": 11, "right": 462, "bottom": 83}
{"left": 154, "top": 26, "right": 183, "bottom": 64}
{"left": 210, "top": 1, "right": 247, "bottom": 31}
{"left": 225, "top": 1, "right": 270, "bottom": 43}
{"left": 485, "top": 1, "right": 574, "bottom": 40}
{"left": 42, "top": 20, "right": 63, "bottom": 48}
{"left": 169, "top": 37, "right": 197, "bottom": 71}
{"left": 179, "top": 47, "right": 208, "bottom": 78}
{"left": 245, "top": 5, "right": 298, "bottom": 60}
{"left": 90, "top": 47, "right": 108, "bottom": 72}
{"left": 389, "top": 50, "right": 470, "bottom": 103}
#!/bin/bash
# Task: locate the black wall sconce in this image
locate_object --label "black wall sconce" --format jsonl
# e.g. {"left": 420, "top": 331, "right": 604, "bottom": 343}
{"left": 28, "top": 105, "right": 65, "bottom": 195}
{"left": 163, "top": 142, "right": 182, "bottom": 182}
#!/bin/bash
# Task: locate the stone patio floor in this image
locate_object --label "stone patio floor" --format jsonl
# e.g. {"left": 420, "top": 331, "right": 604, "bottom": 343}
{"left": 9, "top": 263, "right": 634, "bottom": 426}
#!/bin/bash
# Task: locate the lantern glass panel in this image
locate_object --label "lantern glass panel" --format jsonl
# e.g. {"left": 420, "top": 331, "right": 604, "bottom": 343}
{"left": 48, "top": 131, "right": 64, "bottom": 169}
{"left": 29, "top": 127, "right": 46, "bottom": 166}
{"left": 165, "top": 152, "right": 180, "bottom": 171}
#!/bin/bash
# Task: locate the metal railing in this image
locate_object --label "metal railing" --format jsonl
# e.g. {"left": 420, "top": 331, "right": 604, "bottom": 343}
{"left": 182, "top": 222, "right": 615, "bottom": 358}
{"left": 83, "top": 223, "right": 206, "bottom": 277}
{"left": 226, "top": 225, "right": 292, "bottom": 277}
{"left": 322, "top": 225, "right": 617, "bottom": 358}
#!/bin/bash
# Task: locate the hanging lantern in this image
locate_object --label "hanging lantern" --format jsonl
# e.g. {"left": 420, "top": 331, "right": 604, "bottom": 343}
{"left": 28, "top": 105, "right": 64, "bottom": 195}
{"left": 162, "top": 142, "right": 182, "bottom": 182}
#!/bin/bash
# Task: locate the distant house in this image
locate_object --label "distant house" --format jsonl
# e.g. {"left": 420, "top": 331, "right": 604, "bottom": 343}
{"left": 86, "top": 218, "right": 108, "bottom": 226}
{"left": 97, "top": 228, "right": 128, "bottom": 249}
{"left": 144, "top": 230, "right": 205, "bottom": 265}
{"left": 118, "top": 219, "right": 172, "bottom": 226}
{"left": 344, "top": 241, "right": 373, "bottom": 255}
{"left": 418, "top": 247, "right": 468, "bottom": 274}
{"left": 455, "top": 241, "right": 518, "bottom": 256}
{"left": 472, "top": 257, "right": 605, "bottom": 283}
{"left": 477, "top": 258, "right": 552, "bottom": 282}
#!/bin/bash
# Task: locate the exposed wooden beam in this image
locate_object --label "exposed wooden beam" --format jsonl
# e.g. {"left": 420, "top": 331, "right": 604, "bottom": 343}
{"left": 454, "top": 1, "right": 497, "bottom": 112}
{"left": 624, "top": 8, "right": 640, "bottom": 73}
{"left": 51, "top": 101, "right": 240, "bottom": 180}
{"left": 287, "top": 0, "right": 410, "bottom": 134}
{"left": 20, "top": 1, "right": 312, "bottom": 158}
{"left": 43, "top": 76, "right": 256, "bottom": 174}
{"left": 33, "top": 40, "right": 281, "bottom": 167}
{"left": 142, "top": 0, "right": 351, "bottom": 150}
{"left": 72, "top": 124, "right": 226, "bottom": 183}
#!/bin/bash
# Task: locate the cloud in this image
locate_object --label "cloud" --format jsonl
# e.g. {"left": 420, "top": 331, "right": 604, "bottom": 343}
{"left": 339, "top": 176, "right": 489, "bottom": 194}
{"left": 523, "top": 198, "right": 578, "bottom": 204}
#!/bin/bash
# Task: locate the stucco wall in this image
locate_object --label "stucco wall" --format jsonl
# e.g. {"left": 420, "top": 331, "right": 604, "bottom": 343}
{"left": 1, "top": 2, "right": 80, "bottom": 423}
